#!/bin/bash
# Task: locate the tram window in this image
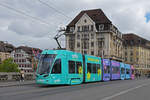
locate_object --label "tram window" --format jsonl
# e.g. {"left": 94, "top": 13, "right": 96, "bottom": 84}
{"left": 132, "top": 69, "right": 134, "bottom": 74}
{"left": 51, "top": 59, "right": 61, "bottom": 74}
{"left": 96, "top": 64, "right": 100, "bottom": 73}
{"left": 104, "top": 65, "right": 110, "bottom": 74}
{"left": 92, "top": 64, "right": 97, "bottom": 73}
{"left": 87, "top": 63, "right": 92, "bottom": 73}
{"left": 107, "top": 66, "right": 110, "bottom": 73}
{"left": 69, "top": 61, "right": 76, "bottom": 74}
{"left": 126, "top": 69, "right": 130, "bottom": 74}
{"left": 121, "top": 68, "right": 125, "bottom": 74}
{"left": 112, "top": 67, "right": 119, "bottom": 74}
{"left": 76, "top": 62, "right": 82, "bottom": 74}
{"left": 96, "top": 64, "right": 100, "bottom": 68}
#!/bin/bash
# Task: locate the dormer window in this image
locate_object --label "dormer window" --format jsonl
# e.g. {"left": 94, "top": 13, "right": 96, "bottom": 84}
{"left": 99, "top": 24, "right": 104, "bottom": 31}
{"left": 116, "top": 30, "right": 118, "bottom": 34}
{"left": 91, "top": 25, "right": 93, "bottom": 31}
{"left": 84, "top": 19, "right": 87, "bottom": 23}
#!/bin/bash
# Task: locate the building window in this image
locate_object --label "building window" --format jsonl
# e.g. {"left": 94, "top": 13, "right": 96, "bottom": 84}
{"left": 125, "top": 57, "right": 127, "bottom": 61}
{"left": 84, "top": 51, "right": 87, "bottom": 54}
{"left": 83, "top": 42, "right": 89, "bottom": 49}
{"left": 77, "top": 26, "right": 80, "bottom": 32}
{"left": 125, "top": 52, "right": 127, "bottom": 56}
{"left": 130, "top": 51, "right": 133, "bottom": 56}
{"left": 77, "top": 42, "right": 80, "bottom": 48}
{"left": 99, "top": 24, "right": 104, "bottom": 31}
{"left": 77, "top": 34, "right": 80, "bottom": 39}
{"left": 91, "top": 42, "right": 94, "bottom": 47}
{"left": 91, "top": 34, "right": 94, "bottom": 39}
{"left": 84, "top": 19, "right": 87, "bottom": 23}
{"left": 51, "top": 59, "right": 61, "bottom": 74}
{"left": 136, "top": 51, "right": 139, "bottom": 55}
{"left": 91, "top": 51, "right": 94, "bottom": 55}
{"left": 136, "top": 58, "right": 139, "bottom": 62}
{"left": 91, "top": 25, "right": 93, "bottom": 31}
{"left": 82, "top": 25, "right": 89, "bottom": 31}
{"left": 125, "top": 45, "right": 127, "bottom": 49}
{"left": 130, "top": 57, "right": 133, "bottom": 62}
{"left": 98, "top": 41, "right": 103, "bottom": 48}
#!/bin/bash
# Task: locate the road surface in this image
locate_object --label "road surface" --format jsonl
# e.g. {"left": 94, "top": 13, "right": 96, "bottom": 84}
{"left": 0, "top": 78, "right": 150, "bottom": 100}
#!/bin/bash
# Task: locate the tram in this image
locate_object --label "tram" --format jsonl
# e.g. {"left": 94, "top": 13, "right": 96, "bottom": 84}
{"left": 36, "top": 50, "right": 133, "bottom": 85}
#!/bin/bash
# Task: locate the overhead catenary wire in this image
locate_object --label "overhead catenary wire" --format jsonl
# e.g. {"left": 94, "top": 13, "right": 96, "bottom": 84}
{"left": 37, "top": 0, "right": 69, "bottom": 48}
{"left": 38, "top": 0, "right": 72, "bottom": 20}
{"left": 0, "top": 2, "right": 51, "bottom": 27}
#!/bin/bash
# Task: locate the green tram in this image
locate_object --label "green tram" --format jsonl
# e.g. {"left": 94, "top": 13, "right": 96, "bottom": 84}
{"left": 36, "top": 50, "right": 102, "bottom": 85}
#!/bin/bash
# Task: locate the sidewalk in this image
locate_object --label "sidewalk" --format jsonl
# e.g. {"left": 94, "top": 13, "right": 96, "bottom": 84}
{"left": 0, "top": 80, "right": 36, "bottom": 88}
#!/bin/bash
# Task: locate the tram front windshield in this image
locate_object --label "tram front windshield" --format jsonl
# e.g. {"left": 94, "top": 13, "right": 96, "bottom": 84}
{"left": 37, "top": 54, "right": 56, "bottom": 75}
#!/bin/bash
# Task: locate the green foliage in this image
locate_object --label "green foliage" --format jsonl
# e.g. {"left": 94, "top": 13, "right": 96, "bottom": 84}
{"left": 0, "top": 58, "right": 19, "bottom": 72}
{"left": 32, "top": 63, "right": 37, "bottom": 72}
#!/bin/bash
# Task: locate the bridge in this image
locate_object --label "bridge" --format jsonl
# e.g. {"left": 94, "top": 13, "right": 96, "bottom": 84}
{"left": 0, "top": 78, "right": 150, "bottom": 100}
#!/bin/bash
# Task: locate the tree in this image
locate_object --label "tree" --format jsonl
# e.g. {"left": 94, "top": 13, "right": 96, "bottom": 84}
{"left": 0, "top": 58, "right": 19, "bottom": 72}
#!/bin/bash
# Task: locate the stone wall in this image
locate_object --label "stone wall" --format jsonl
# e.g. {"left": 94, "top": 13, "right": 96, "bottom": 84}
{"left": 0, "top": 72, "right": 35, "bottom": 81}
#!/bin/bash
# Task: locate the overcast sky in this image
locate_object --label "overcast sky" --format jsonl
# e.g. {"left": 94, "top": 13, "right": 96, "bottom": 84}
{"left": 0, "top": 0, "right": 150, "bottom": 50}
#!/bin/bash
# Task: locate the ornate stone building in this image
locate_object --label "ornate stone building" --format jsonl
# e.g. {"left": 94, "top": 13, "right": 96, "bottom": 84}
{"left": 123, "top": 33, "right": 150, "bottom": 74}
{"left": 65, "top": 9, "right": 123, "bottom": 61}
{"left": 11, "top": 46, "right": 42, "bottom": 73}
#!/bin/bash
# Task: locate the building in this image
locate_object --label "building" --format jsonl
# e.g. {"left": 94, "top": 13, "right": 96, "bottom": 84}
{"left": 0, "top": 41, "right": 15, "bottom": 63}
{"left": 11, "top": 46, "right": 42, "bottom": 73}
{"left": 65, "top": 9, "right": 123, "bottom": 61}
{"left": 123, "top": 33, "right": 150, "bottom": 74}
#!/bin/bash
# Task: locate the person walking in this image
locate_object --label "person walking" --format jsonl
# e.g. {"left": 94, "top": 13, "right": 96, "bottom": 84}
{"left": 139, "top": 73, "right": 141, "bottom": 79}
{"left": 20, "top": 69, "right": 25, "bottom": 82}
{"left": 135, "top": 72, "right": 138, "bottom": 79}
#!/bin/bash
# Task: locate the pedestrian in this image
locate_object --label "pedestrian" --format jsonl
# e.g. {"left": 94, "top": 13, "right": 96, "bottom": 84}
{"left": 145, "top": 74, "right": 147, "bottom": 78}
{"left": 20, "top": 69, "right": 25, "bottom": 82}
{"left": 135, "top": 72, "right": 138, "bottom": 79}
{"left": 139, "top": 73, "right": 141, "bottom": 79}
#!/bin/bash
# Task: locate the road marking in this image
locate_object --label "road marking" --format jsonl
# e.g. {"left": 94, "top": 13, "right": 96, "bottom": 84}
{"left": 101, "top": 82, "right": 150, "bottom": 100}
